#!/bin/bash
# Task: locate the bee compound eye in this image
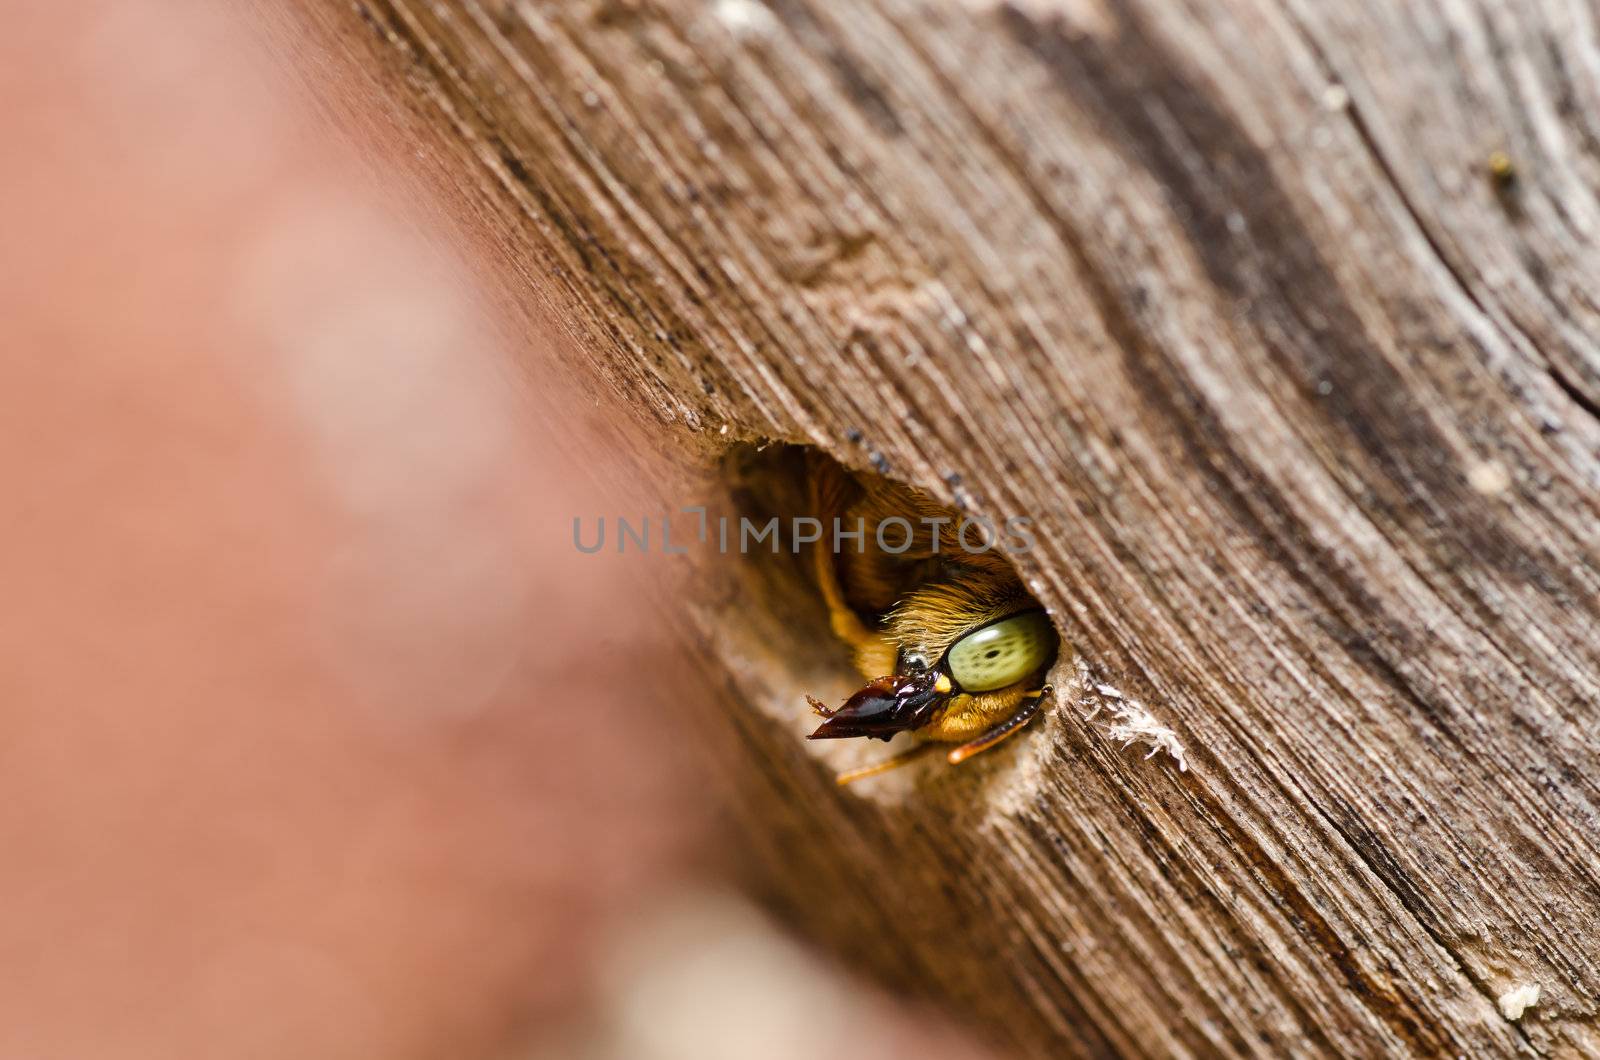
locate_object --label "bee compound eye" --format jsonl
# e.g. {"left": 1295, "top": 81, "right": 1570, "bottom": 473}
{"left": 945, "top": 610, "right": 1057, "bottom": 692}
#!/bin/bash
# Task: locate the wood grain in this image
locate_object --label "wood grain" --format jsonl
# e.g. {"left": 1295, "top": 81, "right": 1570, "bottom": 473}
{"left": 278, "top": 1, "right": 1600, "bottom": 1055}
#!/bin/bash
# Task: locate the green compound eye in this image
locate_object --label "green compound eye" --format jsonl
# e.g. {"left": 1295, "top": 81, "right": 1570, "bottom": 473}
{"left": 945, "top": 610, "right": 1057, "bottom": 693}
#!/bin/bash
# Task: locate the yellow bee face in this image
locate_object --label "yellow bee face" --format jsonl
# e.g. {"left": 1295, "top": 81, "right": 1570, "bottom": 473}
{"left": 802, "top": 456, "right": 1058, "bottom": 780}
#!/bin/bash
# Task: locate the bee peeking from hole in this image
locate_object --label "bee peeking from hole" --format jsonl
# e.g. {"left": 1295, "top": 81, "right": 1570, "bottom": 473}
{"left": 803, "top": 456, "right": 1058, "bottom": 784}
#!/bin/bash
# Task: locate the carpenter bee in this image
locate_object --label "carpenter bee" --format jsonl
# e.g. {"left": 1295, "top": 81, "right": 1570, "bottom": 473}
{"left": 804, "top": 456, "right": 1058, "bottom": 784}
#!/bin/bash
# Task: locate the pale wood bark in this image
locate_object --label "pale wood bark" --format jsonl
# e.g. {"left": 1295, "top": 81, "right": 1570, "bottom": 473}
{"left": 278, "top": 2, "right": 1600, "bottom": 1055}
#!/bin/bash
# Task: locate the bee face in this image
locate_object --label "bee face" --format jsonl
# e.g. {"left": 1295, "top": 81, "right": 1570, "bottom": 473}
{"left": 810, "top": 609, "right": 1056, "bottom": 741}
{"left": 801, "top": 455, "right": 1059, "bottom": 777}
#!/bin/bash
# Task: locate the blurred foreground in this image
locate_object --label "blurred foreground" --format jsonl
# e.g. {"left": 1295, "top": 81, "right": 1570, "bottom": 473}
{"left": 0, "top": 4, "right": 992, "bottom": 1059}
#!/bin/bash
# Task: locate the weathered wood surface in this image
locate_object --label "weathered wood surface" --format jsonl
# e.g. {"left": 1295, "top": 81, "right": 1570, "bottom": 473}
{"left": 286, "top": 1, "right": 1600, "bottom": 1055}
